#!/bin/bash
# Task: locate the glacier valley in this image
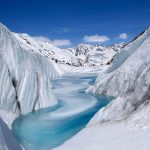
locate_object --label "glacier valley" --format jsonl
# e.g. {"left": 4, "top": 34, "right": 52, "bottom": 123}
{"left": 12, "top": 75, "right": 112, "bottom": 150}
{"left": 0, "top": 22, "right": 150, "bottom": 150}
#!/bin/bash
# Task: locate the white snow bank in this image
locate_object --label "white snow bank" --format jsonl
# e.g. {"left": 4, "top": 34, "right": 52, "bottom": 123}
{"left": 58, "top": 64, "right": 108, "bottom": 74}
{"left": 54, "top": 121, "right": 150, "bottom": 150}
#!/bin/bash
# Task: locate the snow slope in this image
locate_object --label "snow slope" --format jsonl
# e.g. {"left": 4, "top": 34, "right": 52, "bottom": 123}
{"left": 87, "top": 27, "right": 150, "bottom": 124}
{"left": 0, "top": 23, "right": 61, "bottom": 126}
{"left": 14, "top": 33, "right": 81, "bottom": 66}
{"left": 54, "top": 121, "right": 150, "bottom": 150}
{"left": 0, "top": 117, "right": 22, "bottom": 150}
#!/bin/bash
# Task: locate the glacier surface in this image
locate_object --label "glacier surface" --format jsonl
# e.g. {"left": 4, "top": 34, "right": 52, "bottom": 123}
{"left": 87, "top": 27, "right": 150, "bottom": 124}
{"left": 0, "top": 23, "right": 61, "bottom": 127}
{"left": 0, "top": 117, "right": 22, "bottom": 150}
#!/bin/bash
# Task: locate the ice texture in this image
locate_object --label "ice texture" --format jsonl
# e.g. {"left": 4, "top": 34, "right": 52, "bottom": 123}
{"left": 0, "top": 23, "right": 61, "bottom": 126}
{"left": 0, "top": 117, "right": 22, "bottom": 150}
{"left": 87, "top": 27, "right": 150, "bottom": 125}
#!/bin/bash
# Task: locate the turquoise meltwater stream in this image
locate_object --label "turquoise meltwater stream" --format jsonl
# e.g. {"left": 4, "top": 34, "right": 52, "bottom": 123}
{"left": 12, "top": 75, "right": 113, "bottom": 150}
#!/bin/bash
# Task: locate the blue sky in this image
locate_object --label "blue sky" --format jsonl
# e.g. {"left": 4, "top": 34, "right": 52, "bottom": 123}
{"left": 0, "top": 0, "right": 150, "bottom": 47}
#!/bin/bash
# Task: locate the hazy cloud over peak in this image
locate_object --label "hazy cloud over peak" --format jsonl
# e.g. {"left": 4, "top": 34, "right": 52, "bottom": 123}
{"left": 119, "top": 33, "right": 128, "bottom": 39}
{"left": 51, "top": 39, "right": 71, "bottom": 47}
{"left": 83, "top": 35, "right": 110, "bottom": 43}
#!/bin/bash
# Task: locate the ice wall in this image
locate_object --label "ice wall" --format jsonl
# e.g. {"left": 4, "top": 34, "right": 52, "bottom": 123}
{"left": 87, "top": 27, "right": 150, "bottom": 125}
{"left": 0, "top": 23, "right": 60, "bottom": 126}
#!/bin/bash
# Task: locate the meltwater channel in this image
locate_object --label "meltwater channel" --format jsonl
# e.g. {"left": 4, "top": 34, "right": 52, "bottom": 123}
{"left": 12, "top": 74, "right": 113, "bottom": 150}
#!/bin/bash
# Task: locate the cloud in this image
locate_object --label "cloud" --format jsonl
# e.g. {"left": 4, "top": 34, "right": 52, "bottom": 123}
{"left": 33, "top": 36, "right": 71, "bottom": 47}
{"left": 33, "top": 36, "right": 50, "bottom": 42}
{"left": 119, "top": 33, "right": 128, "bottom": 39}
{"left": 83, "top": 35, "right": 110, "bottom": 43}
{"left": 51, "top": 39, "right": 71, "bottom": 47}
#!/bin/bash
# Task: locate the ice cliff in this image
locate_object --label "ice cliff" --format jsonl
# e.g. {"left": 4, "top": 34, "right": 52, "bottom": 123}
{"left": 0, "top": 23, "right": 61, "bottom": 127}
{"left": 87, "top": 27, "right": 150, "bottom": 125}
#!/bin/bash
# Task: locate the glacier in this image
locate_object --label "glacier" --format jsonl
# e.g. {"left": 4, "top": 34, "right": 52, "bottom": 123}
{"left": 54, "top": 27, "right": 150, "bottom": 150}
{"left": 87, "top": 27, "right": 150, "bottom": 124}
{"left": 12, "top": 75, "right": 112, "bottom": 150}
{"left": 1, "top": 22, "right": 149, "bottom": 150}
{"left": 0, "top": 23, "right": 61, "bottom": 127}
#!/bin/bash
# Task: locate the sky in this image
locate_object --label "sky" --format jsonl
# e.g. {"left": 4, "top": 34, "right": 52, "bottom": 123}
{"left": 0, "top": 0, "right": 150, "bottom": 47}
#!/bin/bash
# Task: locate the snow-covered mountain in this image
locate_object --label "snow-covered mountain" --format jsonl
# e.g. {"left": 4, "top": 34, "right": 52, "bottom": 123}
{"left": 0, "top": 23, "right": 61, "bottom": 127}
{"left": 14, "top": 33, "right": 81, "bottom": 66}
{"left": 70, "top": 43, "right": 125, "bottom": 66}
{"left": 13, "top": 33, "right": 125, "bottom": 67}
{"left": 87, "top": 27, "right": 150, "bottom": 125}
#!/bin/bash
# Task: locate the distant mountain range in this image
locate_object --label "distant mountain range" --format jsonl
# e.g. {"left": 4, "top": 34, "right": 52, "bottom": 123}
{"left": 14, "top": 33, "right": 125, "bottom": 67}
